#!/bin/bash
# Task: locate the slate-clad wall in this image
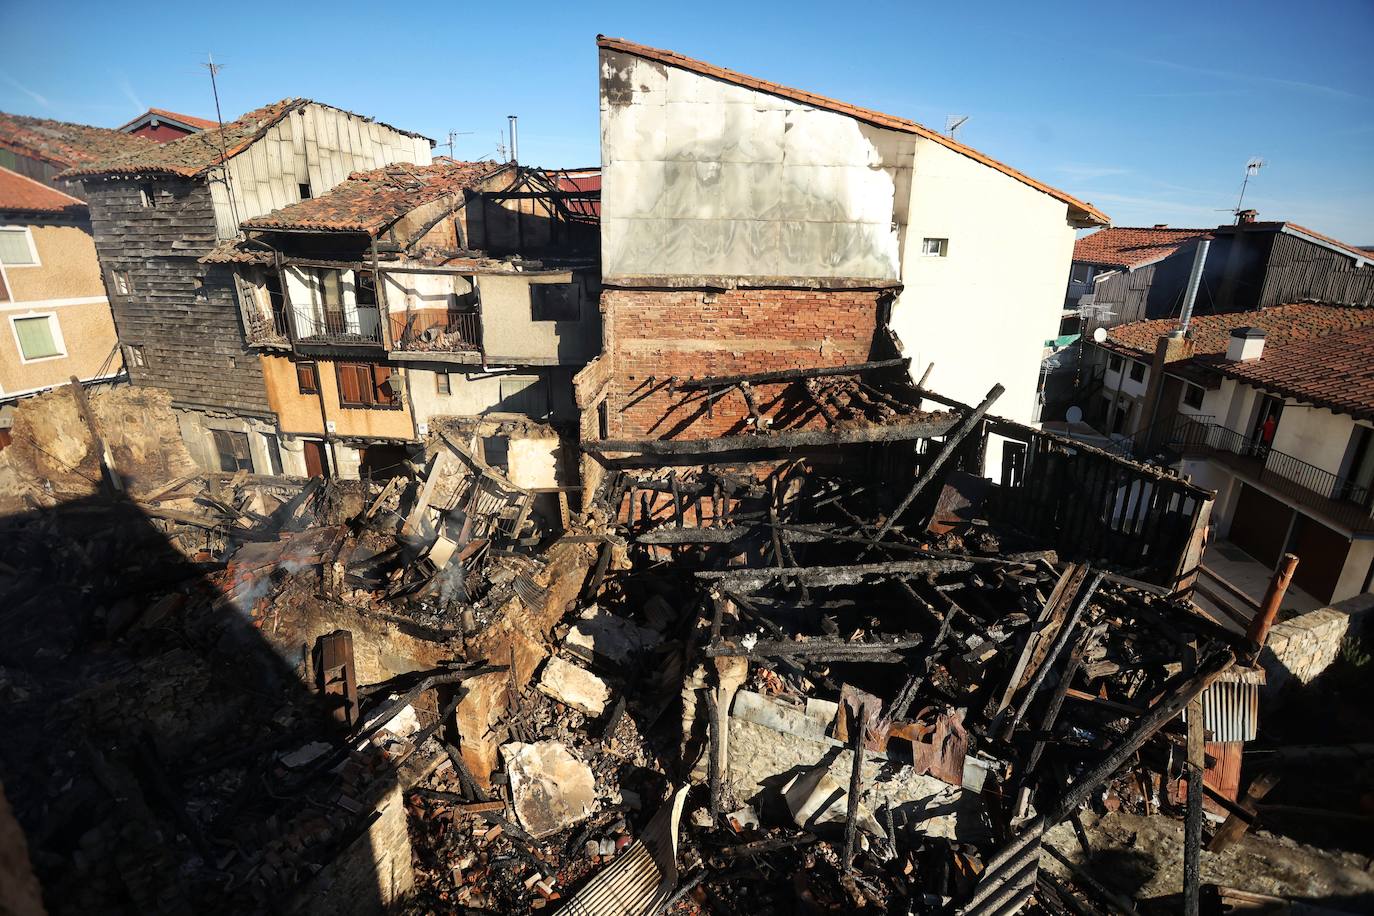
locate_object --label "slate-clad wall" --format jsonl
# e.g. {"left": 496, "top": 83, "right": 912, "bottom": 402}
{"left": 85, "top": 176, "right": 271, "bottom": 416}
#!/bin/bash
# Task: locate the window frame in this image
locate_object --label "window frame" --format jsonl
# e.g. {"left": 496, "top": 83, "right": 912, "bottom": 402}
{"left": 10, "top": 312, "right": 66, "bottom": 363}
{"left": 435, "top": 371, "right": 450, "bottom": 396}
{"left": 1182, "top": 383, "right": 1205, "bottom": 410}
{"left": 921, "top": 237, "right": 949, "bottom": 258}
{"left": 0, "top": 225, "right": 41, "bottom": 268}
{"left": 110, "top": 268, "right": 133, "bottom": 296}
{"left": 1071, "top": 264, "right": 1093, "bottom": 284}
{"left": 335, "top": 361, "right": 400, "bottom": 410}
{"left": 1107, "top": 354, "right": 1123, "bottom": 373}
{"left": 125, "top": 343, "right": 147, "bottom": 369}
{"left": 296, "top": 360, "right": 319, "bottom": 395}
{"left": 1129, "top": 361, "right": 1146, "bottom": 383}
{"left": 138, "top": 184, "right": 156, "bottom": 209}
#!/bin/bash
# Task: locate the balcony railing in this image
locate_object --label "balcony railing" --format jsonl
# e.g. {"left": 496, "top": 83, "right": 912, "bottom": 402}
{"left": 1169, "top": 420, "right": 1374, "bottom": 532}
{"left": 389, "top": 309, "right": 482, "bottom": 354}
{"left": 291, "top": 305, "right": 384, "bottom": 347}
{"left": 244, "top": 307, "right": 290, "bottom": 347}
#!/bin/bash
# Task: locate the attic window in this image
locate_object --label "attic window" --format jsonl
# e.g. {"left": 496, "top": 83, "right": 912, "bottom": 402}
{"left": 139, "top": 184, "right": 156, "bottom": 208}
{"left": 193, "top": 278, "right": 208, "bottom": 302}
{"left": 111, "top": 269, "right": 133, "bottom": 296}
{"left": 298, "top": 183, "right": 312, "bottom": 200}
{"left": 922, "top": 237, "right": 948, "bottom": 257}
{"left": 125, "top": 344, "right": 147, "bottom": 368}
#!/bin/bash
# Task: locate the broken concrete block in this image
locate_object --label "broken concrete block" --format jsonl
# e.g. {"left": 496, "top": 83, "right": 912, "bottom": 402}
{"left": 537, "top": 655, "right": 610, "bottom": 716}
{"left": 564, "top": 605, "right": 658, "bottom": 665}
{"left": 502, "top": 740, "right": 596, "bottom": 838}
{"left": 782, "top": 763, "right": 882, "bottom": 836}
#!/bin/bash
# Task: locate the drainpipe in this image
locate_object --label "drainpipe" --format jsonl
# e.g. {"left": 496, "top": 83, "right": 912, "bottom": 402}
{"left": 1177, "top": 239, "right": 1211, "bottom": 338}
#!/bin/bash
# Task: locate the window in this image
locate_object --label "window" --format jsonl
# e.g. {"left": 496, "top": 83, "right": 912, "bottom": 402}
{"left": 296, "top": 361, "right": 319, "bottom": 395}
{"left": 1129, "top": 361, "right": 1146, "bottom": 383}
{"left": 12, "top": 314, "right": 63, "bottom": 361}
{"left": 435, "top": 371, "right": 450, "bottom": 395}
{"left": 530, "top": 283, "right": 581, "bottom": 322}
{"left": 0, "top": 227, "right": 38, "bottom": 266}
{"left": 139, "top": 184, "right": 156, "bottom": 208}
{"left": 125, "top": 344, "right": 147, "bottom": 368}
{"left": 498, "top": 375, "right": 548, "bottom": 418}
{"left": 298, "top": 182, "right": 313, "bottom": 200}
{"left": 193, "top": 277, "right": 208, "bottom": 302}
{"left": 1182, "top": 384, "right": 1204, "bottom": 410}
{"left": 263, "top": 433, "right": 284, "bottom": 476}
{"left": 211, "top": 430, "right": 254, "bottom": 474}
{"left": 1107, "top": 354, "right": 1123, "bottom": 373}
{"left": 336, "top": 362, "right": 398, "bottom": 409}
{"left": 1071, "top": 264, "right": 1093, "bottom": 284}
{"left": 111, "top": 269, "right": 133, "bottom": 296}
{"left": 921, "top": 237, "right": 948, "bottom": 257}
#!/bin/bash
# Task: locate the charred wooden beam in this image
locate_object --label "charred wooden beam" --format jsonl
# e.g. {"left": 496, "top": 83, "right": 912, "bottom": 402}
{"left": 695, "top": 558, "right": 974, "bottom": 590}
{"left": 672, "top": 358, "right": 909, "bottom": 390}
{"left": 843, "top": 702, "right": 866, "bottom": 872}
{"left": 705, "top": 635, "right": 922, "bottom": 662}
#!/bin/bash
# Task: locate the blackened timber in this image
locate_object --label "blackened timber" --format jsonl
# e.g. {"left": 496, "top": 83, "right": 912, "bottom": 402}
{"left": 705, "top": 635, "right": 922, "bottom": 662}
{"left": 672, "top": 358, "right": 909, "bottom": 390}
{"left": 864, "top": 384, "right": 1003, "bottom": 552}
{"left": 843, "top": 703, "right": 866, "bottom": 872}
{"left": 585, "top": 412, "right": 960, "bottom": 460}
{"left": 695, "top": 559, "right": 974, "bottom": 589}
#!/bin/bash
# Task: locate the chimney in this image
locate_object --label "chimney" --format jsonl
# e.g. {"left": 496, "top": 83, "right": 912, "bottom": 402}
{"left": 1227, "top": 327, "right": 1266, "bottom": 362}
{"left": 1153, "top": 223, "right": 1169, "bottom": 229}
{"left": 1237, "top": 208, "right": 1258, "bottom": 225}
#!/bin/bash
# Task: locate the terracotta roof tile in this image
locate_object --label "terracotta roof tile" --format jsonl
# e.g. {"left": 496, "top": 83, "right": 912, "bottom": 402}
{"left": 596, "top": 35, "right": 1109, "bottom": 226}
{"left": 0, "top": 166, "right": 86, "bottom": 214}
{"left": 0, "top": 111, "right": 156, "bottom": 168}
{"left": 63, "top": 99, "right": 432, "bottom": 180}
{"left": 118, "top": 107, "right": 221, "bottom": 132}
{"left": 1073, "top": 226, "right": 1211, "bottom": 269}
{"left": 241, "top": 160, "right": 508, "bottom": 234}
{"left": 1218, "top": 324, "right": 1374, "bottom": 420}
{"left": 1105, "top": 302, "right": 1374, "bottom": 360}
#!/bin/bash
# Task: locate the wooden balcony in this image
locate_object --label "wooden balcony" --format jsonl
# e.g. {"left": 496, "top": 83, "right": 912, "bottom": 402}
{"left": 388, "top": 309, "right": 482, "bottom": 355}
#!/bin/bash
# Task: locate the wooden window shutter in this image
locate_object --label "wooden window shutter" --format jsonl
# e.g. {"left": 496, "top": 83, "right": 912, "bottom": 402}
{"left": 296, "top": 362, "right": 318, "bottom": 394}
{"left": 336, "top": 363, "right": 367, "bottom": 406}
{"left": 372, "top": 365, "right": 395, "bottom": 406}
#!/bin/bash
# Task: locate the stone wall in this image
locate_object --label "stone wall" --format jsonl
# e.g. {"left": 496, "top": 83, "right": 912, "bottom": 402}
{"left": 601, "top": 286, "right": 886, "bottom": 439}
{"left": 1259, "top": 593, "right": 1374, "bottom": 695}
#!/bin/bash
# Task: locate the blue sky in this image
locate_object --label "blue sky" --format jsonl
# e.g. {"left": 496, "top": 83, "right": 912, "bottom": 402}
{"left": 3, "top": 0, "right": 1371, "bottom": 241}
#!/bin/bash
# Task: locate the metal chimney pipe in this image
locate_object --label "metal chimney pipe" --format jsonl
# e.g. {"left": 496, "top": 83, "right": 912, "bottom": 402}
{"left": 507, "top": 115, "right": 518, "bottom": 163}
{"left": 1175, "top": 239, "right": 1211, "bottom": 337}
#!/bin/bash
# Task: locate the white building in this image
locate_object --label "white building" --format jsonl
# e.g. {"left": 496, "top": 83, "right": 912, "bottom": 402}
{"left": 1085, "top": 303, "right": 1374, "bottom": 604}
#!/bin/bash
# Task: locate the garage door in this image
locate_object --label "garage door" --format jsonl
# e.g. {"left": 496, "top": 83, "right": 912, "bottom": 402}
{"left": 1289, "top": 514, "right": 1349, "bottom": 604}
{"left": 1228, "top": 483, "right": 1293, "bottom": 569}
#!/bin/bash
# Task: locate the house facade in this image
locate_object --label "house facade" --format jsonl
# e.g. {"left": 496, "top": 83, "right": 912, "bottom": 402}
{"left": 1082, "top": 305, "right": 1374, "bottom": 604}
{"left": 590, "top": 36, "right": 1106, "bottom": 475}
{"left": 208, "top": 159, "right": 600, "bottom": 482}
{"left": 0, "top": 167, "right": 123, "bottom": 406}
{"left": 62, "top": 99, "right": 433, "bottom": 475}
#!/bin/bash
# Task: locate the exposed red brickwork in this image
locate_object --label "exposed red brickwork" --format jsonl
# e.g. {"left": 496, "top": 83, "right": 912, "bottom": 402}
{"left": 603, "top": 287, "right": 886, "bottom": 439}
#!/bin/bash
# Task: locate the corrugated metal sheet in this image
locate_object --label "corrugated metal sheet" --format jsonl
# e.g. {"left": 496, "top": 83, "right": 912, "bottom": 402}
{"left": 1187, "top": 669, "right": 1262, "bottom": 743}
{"left": 559, "top": 786, "right": 688, "bottom": 916}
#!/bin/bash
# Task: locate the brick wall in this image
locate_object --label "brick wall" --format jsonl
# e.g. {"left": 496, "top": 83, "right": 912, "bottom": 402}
{"left": 602, "top": 287, "right": 887, "bottom": 439}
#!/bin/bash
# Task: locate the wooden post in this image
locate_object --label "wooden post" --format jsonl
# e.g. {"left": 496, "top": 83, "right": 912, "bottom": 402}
{"left": 68, "top": 377, "right": 122, "bottom": 495}
{"left": 1245, "top": 553, "right": 1299, "bottom": 660}
{"left": 843, "top": 702, "right": 866, "bottom": 872}
{"left": 1183, "top": 692, "right": 1206, "bottom": 916}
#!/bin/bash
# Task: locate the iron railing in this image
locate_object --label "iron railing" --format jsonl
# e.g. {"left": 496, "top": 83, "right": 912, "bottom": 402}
{"left": 1169, "top": 420, "right": 1374, "bottom": 532}
{"left": 290, "top": 305, "right": 384, "bottom": 346}
{"left": 389, "top": 309, "right": 482, "bottom": 353}
{"left": 244, "top": 307, "right": 290, "bottom": 347}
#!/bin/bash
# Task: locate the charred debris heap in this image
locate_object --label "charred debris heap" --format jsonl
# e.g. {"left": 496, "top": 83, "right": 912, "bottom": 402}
{"left": 3, "top": 361, "right": 1315, "bottom": 916}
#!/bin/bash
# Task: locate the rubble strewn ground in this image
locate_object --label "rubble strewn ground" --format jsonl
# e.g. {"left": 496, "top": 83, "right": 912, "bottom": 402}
{"left": 2, "top": 371, "right": 1373, "bottom": 915}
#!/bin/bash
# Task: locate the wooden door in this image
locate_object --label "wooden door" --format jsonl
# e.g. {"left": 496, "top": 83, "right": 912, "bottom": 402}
{"left": 1228, "top": 483, "right": 1292, "bottom": 568}
{"left": 303, "top": 439, "right": 330, "bottom": 478}
{"left": 1289, "top": 514, "right": 1349, "bottom": 603}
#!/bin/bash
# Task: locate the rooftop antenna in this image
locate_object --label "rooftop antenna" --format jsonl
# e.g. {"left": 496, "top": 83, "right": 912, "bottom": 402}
{"left": 945, "top": 115, "right": 969, "bottom": 139}
{"left": 496, "top": 128, "right": 507, "bottom": 163}
{"left": 507, "top": 115, "right": 519, "bottom": 163}
{"left": 1234, "top": 157, "right": 1265, "bottom": 219}
{"left": 201, "top": 52, "right": 238, "bottom": 227}
{"left": 444, "top": 129, "right": 474, "bottom": 160}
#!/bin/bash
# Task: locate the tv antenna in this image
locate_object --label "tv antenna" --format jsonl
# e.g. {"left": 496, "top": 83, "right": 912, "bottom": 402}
{"left": 1234, "top": 156, "right": 1265, "bottom": 218}
{"left": 945, "top": 115, "right": 969, "bottom": 139}
{"left": 443, "top": 129, "right": 474, "bottom": 159}
{"left": 201, "top": 52, "right": 238, "bottom": 226}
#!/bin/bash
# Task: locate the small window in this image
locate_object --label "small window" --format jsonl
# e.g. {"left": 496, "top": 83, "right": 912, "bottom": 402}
{"left": 12, "top": 314, "right": 63, "bottom": 361}
{"left": 1129, "top": 361, "right": 1146, "bottom": 383}
{"left": 298, "top": 182, "right": 312, "bottom": 200}
{"left": 1071, "top": 264, "right": 1092, "bottom": 284}
{"left": 0, "top": 227, "right": 39, "bottom": 266}
{"left": 193, "top": 277, "right": 208, "bottom": 302}
{"left": 139, "top": 184, "right": 156, "bottom": 208}
{"left": 125, "top": 344, "right": 147, "bottom": 368}
{"left": 1107, "top": 354, "right": 1123, "bottom": 373}
{"left": 1182, "top": 384, "right": 1205, "bottom": 410}
{"left": 296, "top": 361, "right": 319, "bottom": 394}
{"left": 921, "top": 237, "right": 948, "bottom": 257}
{"left": 435, "top": 371, "right": 450, "bottom": 395}
{"left": 111, "top": 269, "right": 133, "bottom": 296}
{"left": 211, "top": 429, "right": 254, "bottom": 474}
{"left": 530, "top": 283, "right": 581, "bottom": 322}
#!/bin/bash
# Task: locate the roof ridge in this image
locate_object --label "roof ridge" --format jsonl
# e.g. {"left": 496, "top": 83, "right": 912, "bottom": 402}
{"left": 596, "top": 35, "right": 1107, "bottom": 225}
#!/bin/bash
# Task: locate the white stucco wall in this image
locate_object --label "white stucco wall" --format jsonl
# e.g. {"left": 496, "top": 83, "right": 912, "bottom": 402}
{"left": 406, "top": 367, "right": 577, "bottom": 432}
{"left": 890, "top": 138, "right": 1076, "bottom": 425}
{"left": 1271, "top": 402, "right": 1355, "bottom": 478}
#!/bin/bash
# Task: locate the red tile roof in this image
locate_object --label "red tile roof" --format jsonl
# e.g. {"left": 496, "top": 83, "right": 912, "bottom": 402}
{"left": 556, "top": 169, "right": 600, "bottom": 219}
{"left": 596, "top": 35, "right": 1109, "bottom": 226}
{"left": 241, "top": 160, "right": 509, "bottom": 234}
{"left": 1216, "top": 324, "right": 1374, "bottom": 420}
{"left": 0, "top": 111, "right": 156, "bottom": 168}
{"left": 0, "top": 166, "right": 85, "bottom": 214}
{"left": 63, "top": 99, "right": 432, "bottom": 180}
{"left": 1073, "top": 226, "right": 1211, "bottom": 269}
{"left": 118, "top": 107, "right": 221, "bottom": 132}
{"left": 1104, "top": 302, "right": 1374, "bottom": 360}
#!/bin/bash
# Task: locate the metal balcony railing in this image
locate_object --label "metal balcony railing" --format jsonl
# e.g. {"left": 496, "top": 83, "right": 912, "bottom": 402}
{"left": 291, "top": 305, "right": 384, "bottom": 346}
{"left": 1168, "top": 419, "right": 1374, "bottom": 532}
{"left": 389, "top": 309, "right": 482, "bottom": 353}
{"left": 244, "top": 307, "right": 290, "bottom": 347}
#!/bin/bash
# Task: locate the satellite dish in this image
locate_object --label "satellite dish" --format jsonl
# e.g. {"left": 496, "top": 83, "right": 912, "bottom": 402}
{"left": 1093, "top": 327, "right": 1108, "bottom": 343}
{"left": 1066, "top": 406, "right": 1084, "bottom": 424}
